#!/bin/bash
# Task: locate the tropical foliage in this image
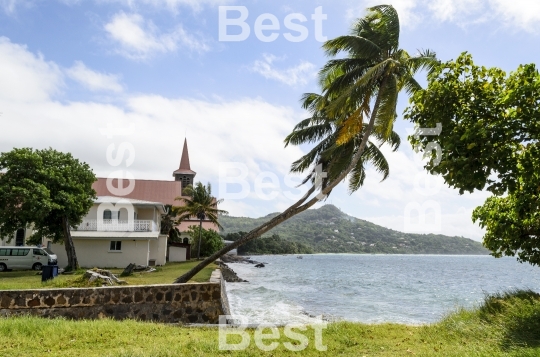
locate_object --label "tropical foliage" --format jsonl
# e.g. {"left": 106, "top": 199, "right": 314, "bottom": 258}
{"left": 0, "top": 147, "right": 96, "bottom": 270}
{"left": 160, "top": 205, "right": 182, "bottom": 243}
{"left": 405, "top": 53, "right": 540, "bottom": 265}
{"left": 174, "top": 182, "right": 227, "bottom": 259}
{"left": 187, "top": 226, "right": 224, "bottom": 257}
{"left": 174, "top": 5, "right": 437, "bottom": 283}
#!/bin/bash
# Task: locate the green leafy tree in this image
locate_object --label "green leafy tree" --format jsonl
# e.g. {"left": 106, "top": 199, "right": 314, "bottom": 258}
{"left": 0, "top": 148, "right": 96, "bottom": 270}
{"left": 174, "top": 182, "right": 228, "bottom": 259}
{"left": 174, "top": 5, "right": 437, "bottom": 283}
{"left": 187, "top": 226, "right": 224, "bottom": 257}
{"left": 405, "top": 53, "right": 540, "bottom": 265}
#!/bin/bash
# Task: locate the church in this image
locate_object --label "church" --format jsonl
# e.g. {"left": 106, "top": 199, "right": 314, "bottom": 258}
{"left": 1, "top": 139, "right": 219, "bottom": 268}
{"left": 92, "top": 138, "right": 219, "bottom": 233}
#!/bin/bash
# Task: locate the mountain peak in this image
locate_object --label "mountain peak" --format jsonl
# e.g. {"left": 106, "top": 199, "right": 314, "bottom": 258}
{"left": 219, "top": 204, "right": 488, "bottom": 255}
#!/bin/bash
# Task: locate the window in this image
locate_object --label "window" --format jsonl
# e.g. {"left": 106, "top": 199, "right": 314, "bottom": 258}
{"left": 11, "top": 249, "right": 29, "bottom": 256}
{"left": 109, "top": 241, "right": 122, "bottom": 251}
{"left": 0, "top": 249, "right": 8, "bottom": 256}
{"left": 33, "top": 249, "right": 46, "bottom": 256}
{"left": 15, "top": 228, "right": 25, "bottom": 246}
{"left": 103, "top": 210, "right": 112, "bottom": 220}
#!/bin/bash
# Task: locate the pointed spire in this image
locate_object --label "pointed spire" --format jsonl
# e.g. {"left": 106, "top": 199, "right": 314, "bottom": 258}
{"left": 179, "top": 138, "right": 191, "bottom": 170}
{"left": 173, "top": 138, "right": 196, "bottom": 176}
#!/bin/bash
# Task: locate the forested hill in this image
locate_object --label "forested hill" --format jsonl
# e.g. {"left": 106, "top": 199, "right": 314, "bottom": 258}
{"left": 219, "top": 205, "right": 489, "bottom": 255}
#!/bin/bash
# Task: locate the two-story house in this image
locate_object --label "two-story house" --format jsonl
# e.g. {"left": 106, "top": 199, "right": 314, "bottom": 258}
{"left": 49, "top": 196, "right": 167, "bottom": 268}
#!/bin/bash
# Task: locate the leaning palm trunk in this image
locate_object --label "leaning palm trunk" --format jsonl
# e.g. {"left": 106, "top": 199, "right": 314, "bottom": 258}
{"left": 174, "top": 5, "right": 437, "bottom": 283}
{"left": 62, "top": 216, "right": 79, "bottom": 270}
{"left": 174, "top": 93, "right": 383, "bottom": 283}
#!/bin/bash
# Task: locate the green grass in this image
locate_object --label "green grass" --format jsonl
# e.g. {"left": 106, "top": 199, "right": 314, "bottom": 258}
{"left": 2, "top": 290, "right": 540, "bottom": 356}
{"left": 0, "top": 261, "right": 217, "bottom": 290}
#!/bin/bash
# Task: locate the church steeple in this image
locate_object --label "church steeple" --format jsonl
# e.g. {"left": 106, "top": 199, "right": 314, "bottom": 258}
{"left": 179, "top": 138, "right": 191, "bottom": 171}
{"left": 173, "top": 138, "right": 196, "bottom": 192}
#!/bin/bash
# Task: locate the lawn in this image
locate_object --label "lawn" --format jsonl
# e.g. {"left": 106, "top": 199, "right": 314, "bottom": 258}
{"left": 0, "top": 261, "right": 217, "bottom": 290}
{"left": 2, "top": 290, "right": 540, "bottom": 356}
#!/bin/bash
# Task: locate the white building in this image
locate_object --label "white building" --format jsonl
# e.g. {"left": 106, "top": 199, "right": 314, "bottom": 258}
{"left": 49, "top": 196, "right": 168, "bottom": 268}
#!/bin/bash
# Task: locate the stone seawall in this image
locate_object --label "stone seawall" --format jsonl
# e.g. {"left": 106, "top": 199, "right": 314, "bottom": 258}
{"left": 0, "top": 272, "right": 228, "bottom": 324}
{"left": 210, "top": 269, "right": 231, "bottom": 317}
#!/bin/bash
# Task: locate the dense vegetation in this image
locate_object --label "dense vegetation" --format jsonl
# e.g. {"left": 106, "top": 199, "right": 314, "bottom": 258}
{"left": 187, "top": 227, "right": 224, "bottom": 258}
{"left": 222, "top": 233, "right": 313, "bottom": 255}
{"left": 406, "top": 54, "right": 540, "bottom": 266}
{"left": 2, "top": 290, "right": 540, "bottom": 356}
{"left": 219, "top": 205, "right": 488, "bottom": 255}
{"left": 0, "top": 148, "right": 97, "bottom": 270}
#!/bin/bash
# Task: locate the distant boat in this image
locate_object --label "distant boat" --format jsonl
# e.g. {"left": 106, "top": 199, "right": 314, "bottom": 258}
{"left": 297, "top": 256, "right": 303, "bottom": 259}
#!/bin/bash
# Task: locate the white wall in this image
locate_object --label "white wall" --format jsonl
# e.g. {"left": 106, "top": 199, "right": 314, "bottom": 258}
{"left": 51, "top": 239, "right": 152, "bottom": 268}
{"left": 149, "top": 235, "right": 168, "bottom": 266}
{"left": 169, "top": 246, "right": 187, "bottom": 262}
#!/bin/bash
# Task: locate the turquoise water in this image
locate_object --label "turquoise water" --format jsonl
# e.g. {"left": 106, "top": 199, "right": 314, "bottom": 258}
{"left": 226, "top": 254, "right": 540, "bottom": 325}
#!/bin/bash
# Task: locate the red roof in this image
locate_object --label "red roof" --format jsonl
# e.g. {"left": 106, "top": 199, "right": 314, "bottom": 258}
{"left": 93, "top": 178, "right": 185, "bottom": 206}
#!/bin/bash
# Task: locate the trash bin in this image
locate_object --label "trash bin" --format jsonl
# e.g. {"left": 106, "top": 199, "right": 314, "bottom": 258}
{"left": 41, "top": 265, "right": 57, "bottom": 282}
{"left": 51, "top": 265, "right": 58, "bottom": 277}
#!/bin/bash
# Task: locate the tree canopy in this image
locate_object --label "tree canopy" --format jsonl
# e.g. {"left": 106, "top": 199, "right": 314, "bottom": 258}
{"left": 405, "top": 53, "right": 540, "bottom": 265}
{"left": 0, "top": 148, "right": 96, "bottom": 269}
{"left": 175, "top": 182, "right": 226, "bottom": 228}
{"left": 174, "top": 182, "right": 228, "bottom": 260}
{"left": 187, "top": 226, "right": 224, "bottom": 257}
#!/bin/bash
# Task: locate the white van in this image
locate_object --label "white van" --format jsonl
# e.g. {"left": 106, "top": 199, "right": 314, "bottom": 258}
{"left": 0, "top": 247, "right": 58, "bottom": 272}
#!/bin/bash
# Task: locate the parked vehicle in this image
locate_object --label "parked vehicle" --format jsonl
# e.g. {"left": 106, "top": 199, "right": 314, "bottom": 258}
{"left": 0, "top": 246, "right": 57, "bottom": 272}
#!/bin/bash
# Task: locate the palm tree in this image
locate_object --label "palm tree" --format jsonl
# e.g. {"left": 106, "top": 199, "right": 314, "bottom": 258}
{"left": 174, "top": 182, "right": 228, "bottom": 259}
{"left": 173, "top": 5, "right": 437, "bottom": 283}
{"left": 161, "top": 205, "right": 182, "bottom": 242}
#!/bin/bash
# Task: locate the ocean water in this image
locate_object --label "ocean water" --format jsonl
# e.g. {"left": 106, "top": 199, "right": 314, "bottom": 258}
{"left": 226, "top": 254, "right": 540, "bottom": 325}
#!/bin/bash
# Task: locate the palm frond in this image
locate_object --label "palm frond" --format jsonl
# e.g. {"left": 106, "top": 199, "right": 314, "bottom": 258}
{"left": 323, "top": 35, "right": 381, "bottom": 59}
{"left": 373, "top": 74, "right": 398, "bottom": 139}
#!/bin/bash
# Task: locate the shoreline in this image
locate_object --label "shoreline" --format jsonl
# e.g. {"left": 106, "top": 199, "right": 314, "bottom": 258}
{"left": 221, "top": 254, "right": 540, "bottom": 326}
{"left": 3, "top": 290, "right": 540, "bottom": 357}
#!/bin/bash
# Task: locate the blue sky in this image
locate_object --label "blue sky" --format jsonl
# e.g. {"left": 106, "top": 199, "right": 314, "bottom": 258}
{"left": 1, "top": 0, "right": 539, "bottom": 240}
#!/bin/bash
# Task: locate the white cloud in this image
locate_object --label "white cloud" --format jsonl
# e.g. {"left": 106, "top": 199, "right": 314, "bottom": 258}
{"left": 424, "top": 0, "right": 483, "bottom": 23}
{"left": 0, "top": 36, "right": 304, "bottom": 213}
{"left": 104, "top": 12, "right": 209, "bottom": 59}
{"left": 0, "top": 37, "right": 63, "bottom": 102}
{"left": 351, "top": 0, "right": 540, "bottom": 32}
{"left": 250, "top": 54, "right": 316, "bottom": 87}
{"left": 66, "top": 61, "right": 123, "bottom": 93}
{"left": 490, "top": 0, "right": 540, "bottom": 30}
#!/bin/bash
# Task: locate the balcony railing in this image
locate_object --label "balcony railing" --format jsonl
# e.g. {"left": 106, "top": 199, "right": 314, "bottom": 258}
{"left": 74, "top": 220, "right": 158, "bottom": 232}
